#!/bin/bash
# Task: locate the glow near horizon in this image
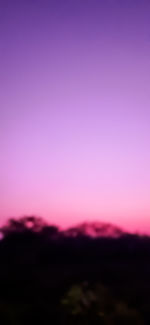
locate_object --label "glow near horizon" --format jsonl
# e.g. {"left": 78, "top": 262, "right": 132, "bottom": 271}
{"left": 1, "top": 0, "right": 150, "bottom": 233}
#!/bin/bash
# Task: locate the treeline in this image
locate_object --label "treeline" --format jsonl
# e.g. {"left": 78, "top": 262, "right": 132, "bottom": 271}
{"left": 0, "top": 216, "right": 150, "bottom": 324}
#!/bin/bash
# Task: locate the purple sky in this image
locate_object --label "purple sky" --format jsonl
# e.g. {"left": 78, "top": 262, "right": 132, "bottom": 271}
{"left": 1, "top": 0, "right": 150, "bottom": 233}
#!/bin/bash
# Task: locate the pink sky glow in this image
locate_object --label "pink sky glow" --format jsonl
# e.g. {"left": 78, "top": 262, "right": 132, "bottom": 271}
{"left": 1, "top": 0, "right": 150, "bottom": 234}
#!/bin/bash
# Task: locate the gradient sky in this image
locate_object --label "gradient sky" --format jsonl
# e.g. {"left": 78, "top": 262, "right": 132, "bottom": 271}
{"left": 1, "top": 0, "right": 150, "bottom": 233}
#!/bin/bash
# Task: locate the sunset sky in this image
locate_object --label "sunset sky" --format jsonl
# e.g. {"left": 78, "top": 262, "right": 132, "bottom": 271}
{"left": 1, "top": 0, "right": 150, "bottom": 233}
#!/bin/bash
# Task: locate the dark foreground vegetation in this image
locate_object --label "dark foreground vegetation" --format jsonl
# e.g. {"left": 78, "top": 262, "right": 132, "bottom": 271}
{"left": 0, "top": 216, "right": 150, "bottom": 324}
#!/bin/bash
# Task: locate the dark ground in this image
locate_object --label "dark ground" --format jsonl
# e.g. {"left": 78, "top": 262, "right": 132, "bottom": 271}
{"left": 0, "top": 216, "right": 150, "bottom": 324}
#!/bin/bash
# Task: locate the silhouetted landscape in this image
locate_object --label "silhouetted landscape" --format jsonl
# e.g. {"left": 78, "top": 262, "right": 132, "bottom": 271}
{"left": 2, "top": 0, "right": 150, "bottom": 323}
{"left": 0, "top": 216, "right": 150, "bottom": 324}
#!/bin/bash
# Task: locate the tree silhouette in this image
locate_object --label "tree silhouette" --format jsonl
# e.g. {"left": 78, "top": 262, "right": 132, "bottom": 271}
{"left": 0, "top": 216, "right": 149, "bottom": 324}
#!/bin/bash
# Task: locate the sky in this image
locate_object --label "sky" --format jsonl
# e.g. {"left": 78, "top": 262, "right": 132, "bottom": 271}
{"left": 1, "top": 0, "right": 150, "bottom": 233}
